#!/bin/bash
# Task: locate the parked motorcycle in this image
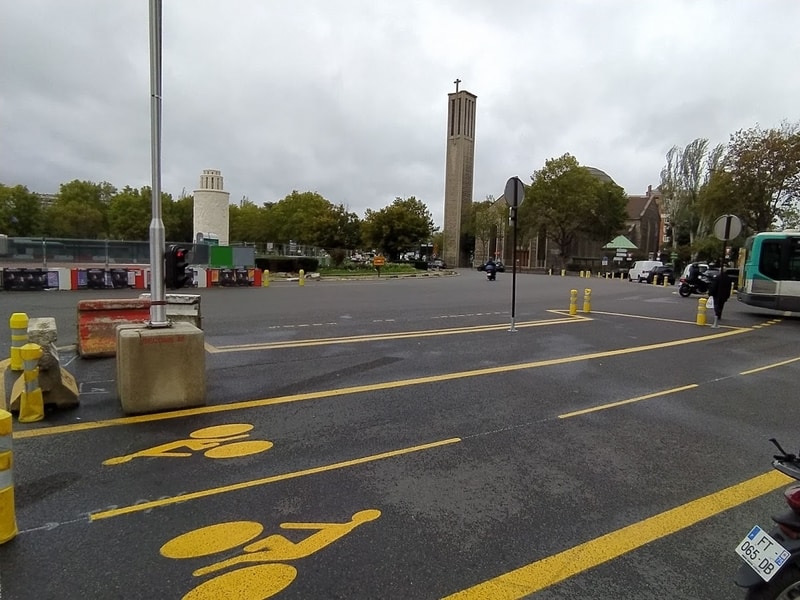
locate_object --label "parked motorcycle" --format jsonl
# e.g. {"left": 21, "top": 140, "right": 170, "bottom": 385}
{"left": 735, "top": 438, "right": 800, "bottom": 598}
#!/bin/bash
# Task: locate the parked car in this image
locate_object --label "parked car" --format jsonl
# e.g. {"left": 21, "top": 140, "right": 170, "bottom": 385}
{"left": 429, "top": 259, "right": 448, "bottom": 270}
{"left": 629, "top": 260, "right": 663, "bottom": 282}
{"left": 645, "top": 265, "right": 675, "bottom": 285}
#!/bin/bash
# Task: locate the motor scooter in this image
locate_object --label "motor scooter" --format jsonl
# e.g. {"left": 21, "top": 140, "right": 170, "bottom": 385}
{"left": 735, "top": 439, "right": 800, "bottom": 598}
{"left": 485, "top": 263, "right": 497, "bottom": 281}
{"left": 678, "top": 274, "right": 710, "bottom": 297}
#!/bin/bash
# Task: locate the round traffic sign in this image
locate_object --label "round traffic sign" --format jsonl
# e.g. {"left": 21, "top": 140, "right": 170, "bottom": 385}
{"left": 713, "top": 214, "right": 742, "bottom": 241}
{"left": 504, "top": 177, "right": 525, "bottom": 208}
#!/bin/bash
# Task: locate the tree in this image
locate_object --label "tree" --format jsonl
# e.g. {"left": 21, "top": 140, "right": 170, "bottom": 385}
{"left": 107, "top": 186, "right": 150, "bottom": 240}
{"left": 164, "top": 194, "right": 194, "bottom": 243}
{"left": 269, "top": 191, "right": 336, "bottom": 245}
{"left": 660, "top": 139, "right": 725, "bottom": 249}
{"left": 705, "top": 122, "right": 800, "bottom": 233}
{"left": 0, "top": 183, "right": 43, "bottom": 237}
{"left": 471, "top": 196, "right": 506, "bottom": 260}
{"left": 361, "top": 196, "right": 435, "bottom": 261}
{"left": 520, "top": 154, "right": 627, "bottom": 268}
{"left": 45, "top": 180, "right": 114, "bottom": 238}
{"left": 229, "top": 199, "right": 269, "bottom": 244}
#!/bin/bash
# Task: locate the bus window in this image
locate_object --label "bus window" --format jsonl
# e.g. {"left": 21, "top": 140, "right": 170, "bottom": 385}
{"left": 789, "top": 238, "right": 800, "bottom": 281}
{"left": 759, "top": 240, "right": 782, "bottom": 279}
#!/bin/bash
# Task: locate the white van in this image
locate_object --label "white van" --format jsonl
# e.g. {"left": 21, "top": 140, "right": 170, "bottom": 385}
{"left": 629, "top": 260, "right": 663, "bottom": 282}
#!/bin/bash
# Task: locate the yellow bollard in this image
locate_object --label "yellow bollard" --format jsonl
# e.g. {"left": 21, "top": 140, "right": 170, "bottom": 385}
{"left": 18, "top": 343, "right": 44, "bottom": 423}
{"left": 569, "top": 289, "right": 578, "bottom": 315}
{"left": 696, "top": 297, "right": 707, "bottom": 326}
{"left": 262, "top": 269, "right": 270, "bottom": 287}
{"left": 299, "top": 269, "right": 305, "bottom": 287}
{"left": 583, "top": 288, "right": 592, "bottom": 314}
{"left": 9, "top": 313, "right": 28, "bottom": 372}
{"left": 586, "top": 269, "right": 591, "bottom": 278}
{"left": 579, "top": 270, "right": 584, "bottom": 278}
{"left": 548, "top": 268, "right": 552, "bottom": 276}
{"left": 561, "top": 269, "right": 566, "bottom": 277}
{"left": 651, "top": 274, "right": 658, "bottom": 285}
{"left": 0, "top": 409, "right": 16, "bottom": 544}
{"left": 662, "top": 275, "right": 668, "bottom": 287}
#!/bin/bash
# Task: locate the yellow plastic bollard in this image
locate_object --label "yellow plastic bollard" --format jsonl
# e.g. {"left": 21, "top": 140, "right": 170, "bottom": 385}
{"left": 299, "top": 269, "right": 305, "bottom": 287}
{"left": 579, "top": 270, "right": 584, "bottom": 278}
{"left": 18, "top": 343, "right": 44, "bottom": 423}
{"left": 262, "top": 269, "right": 270, "bottom": 287}
{"left": 548, "top": 268, "right": 552, "bottom": 276}
{"left": 569, "top": 289, "right": 578, "bottom": 315}
{"left": 0, "top": 409, "right": 16, "bottom": 544}
{"left": 586, "top": 269, "right": 591, "bottom": 278}
{"left": 9, "top": 313, "right": 28, "bottom": 372}
{"left": 561, "top": 269, "right": 566, "bottom": 277}
{"left": 663, "top": 275, "right": 669, "bottom": 287}
{"left": 696, "top": 297, "right": 707, "bottom": 326}
{"left": 583, "top": 288, "right": 592, "bottom": 314}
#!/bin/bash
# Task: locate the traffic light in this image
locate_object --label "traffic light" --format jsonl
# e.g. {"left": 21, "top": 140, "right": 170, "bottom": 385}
{"left": 165, "top": 245, "right": 192, "bottom": 289}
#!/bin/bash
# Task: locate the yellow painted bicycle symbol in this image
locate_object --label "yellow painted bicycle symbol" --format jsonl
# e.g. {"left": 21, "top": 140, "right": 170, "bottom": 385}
{"left": 160, "top": 509, "right": 381, "bottom": 599}
{"left": 103, "top": 424, "right": 273, "bottom": 466}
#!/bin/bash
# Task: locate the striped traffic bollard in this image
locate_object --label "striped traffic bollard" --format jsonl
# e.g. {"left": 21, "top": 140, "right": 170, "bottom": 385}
{"left": 9, "top": 312, "right": 28, "bottom": 372}
{"left": 299, "top": 269, "right": 305, "bottom": 287}
{"left": 262, "top": 269, "right": 270, "bottom": 287}
{"left": 18, "top": 343, "right": 44, "bottom": 423}
{"left": 569, "top": 289, "right": 578, "bottom": 315}
{"left": 0, "top": 409, "right": 16, "bottom": 544}
{"left": 696, "top": 297, "right": 708, "bottom": 326}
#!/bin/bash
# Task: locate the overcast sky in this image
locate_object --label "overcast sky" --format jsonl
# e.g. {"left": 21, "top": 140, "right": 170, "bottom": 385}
{"left": 2, "top": 1, "right": 799, "bottom": 228}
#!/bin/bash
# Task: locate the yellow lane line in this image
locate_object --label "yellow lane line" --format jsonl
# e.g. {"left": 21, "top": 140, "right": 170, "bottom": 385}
{"left": 90, "top": 437, "right": 461, "bottom": 521}
{"left": 552, "top": 309, "right": 701, "bottom": 326}
{"left": 558, "top": 385, "right": 699, "bottom": 418}
{"left": 740, "top": 356, "right": 800, "bottom": 375}
{"left": 442, "top": 469, "right": 791, "bottom": 600}
{"left": 12, "top": 328, "right": 749, "bottom": 440}
{"left": 213, "top": 317, "right": 587, "bottom": 352}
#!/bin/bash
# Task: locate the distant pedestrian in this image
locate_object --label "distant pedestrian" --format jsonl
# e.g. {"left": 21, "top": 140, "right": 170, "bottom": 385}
{"left": 708, "top": 268, "right": 732, "bottom": 328}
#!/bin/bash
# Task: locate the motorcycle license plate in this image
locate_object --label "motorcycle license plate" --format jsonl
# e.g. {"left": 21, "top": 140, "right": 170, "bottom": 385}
{"left": 735, "top": 525, "right": 790, "bottom": 582}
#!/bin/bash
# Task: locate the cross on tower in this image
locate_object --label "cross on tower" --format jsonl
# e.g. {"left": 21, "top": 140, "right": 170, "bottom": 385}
{"left": 454, "top": 78, "right": 461, "bottom": 92}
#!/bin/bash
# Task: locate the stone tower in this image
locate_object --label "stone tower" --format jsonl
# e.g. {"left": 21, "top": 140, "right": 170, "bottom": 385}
{"left": 443, "top": 83, "right": 477, "bottom": 268}
{"left": 193, "top": 169, "right": 230, "bottom": 246}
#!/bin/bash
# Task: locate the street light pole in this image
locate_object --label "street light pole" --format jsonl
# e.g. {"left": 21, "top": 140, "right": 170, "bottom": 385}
{"left": 148, "top": 0, "right": 168, "bottom": 327}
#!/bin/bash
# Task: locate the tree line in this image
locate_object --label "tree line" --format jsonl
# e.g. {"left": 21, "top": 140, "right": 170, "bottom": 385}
{"left": 0, "top": 181, "right": 436, "bottom": 263}
{"left": 3, "top": 120, "right": 797, "bottom": 266}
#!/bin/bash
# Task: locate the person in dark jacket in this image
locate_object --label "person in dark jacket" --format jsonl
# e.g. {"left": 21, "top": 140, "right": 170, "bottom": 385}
{"left": 708, "top": 268, "right": 732, "bottom": 328}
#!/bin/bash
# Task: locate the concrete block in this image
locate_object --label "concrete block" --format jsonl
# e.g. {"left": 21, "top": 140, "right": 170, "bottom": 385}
{"left": 27, "top": 317, "right": 57, "bottom": 346}
{"left": 116, "top": 321, "right": 206, "bottom": 414}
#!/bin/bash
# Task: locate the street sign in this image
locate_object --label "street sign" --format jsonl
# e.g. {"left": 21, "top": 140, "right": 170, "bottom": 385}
{"left": 504, "top": 177, "right": 525, "bottom": 208}
{"left": 713, "top": 214, "right": 742, "bottom": 241}
{"left": 372, "top": 256, "right": 385, "bottom": 267}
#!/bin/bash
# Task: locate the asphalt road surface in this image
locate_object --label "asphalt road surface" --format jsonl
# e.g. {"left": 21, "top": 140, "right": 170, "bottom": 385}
{"left": 1, "top": 270, "right": 798, "bottom": 600}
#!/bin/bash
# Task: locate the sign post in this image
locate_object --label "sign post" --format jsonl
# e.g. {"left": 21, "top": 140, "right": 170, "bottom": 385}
{"left": 504, "top": 176, "right": 525, "bottom": 332}
{"left": 713, "top": 214, "right": 742, "bottom": 265}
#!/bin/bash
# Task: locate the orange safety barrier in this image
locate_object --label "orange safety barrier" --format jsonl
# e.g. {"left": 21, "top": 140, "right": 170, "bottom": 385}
{"left": 77, "top": 299, "right": 150, "bottom": 358}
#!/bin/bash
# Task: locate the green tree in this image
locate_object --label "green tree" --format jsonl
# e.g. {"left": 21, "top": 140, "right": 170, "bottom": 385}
{"left": 269, "top": 191, "right": 335, "bottom": 244}
{"left": 0, "top": 183, "right": 43, "bottom": 236}
{"left": 471, "top": 197, "right": 506, "bottom": 261}
{"left": 165, "top": 194, "right": 194, "bottom": 243}
{"left": 45, "top": 180, "right": 114, "bottom": 238}
{"left": 361, "top": 196, "right": 434, "bottom": 261}
{"left": 107, "top": 186, "right": 150, "bottom": 240}
{"left": 703, "top": 122, "right": 800, "bottom": 233}
{"left": 520, "top": 154, "right": 627, "bottom": 268}
{"left": 229, "top": 199, "right": 269, "bottom": 244}
{"left": 660, "top": 139, "right": 725, "bottom": 249}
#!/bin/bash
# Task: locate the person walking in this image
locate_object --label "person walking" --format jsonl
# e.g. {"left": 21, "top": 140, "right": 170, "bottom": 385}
{"left": 708, "top": 267, "right": 732, "bottom": 328}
